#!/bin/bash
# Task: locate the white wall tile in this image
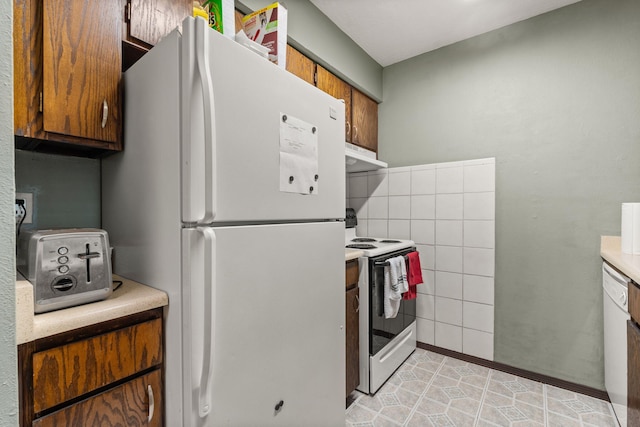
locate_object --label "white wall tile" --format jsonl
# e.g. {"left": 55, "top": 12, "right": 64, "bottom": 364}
{"left": 368, "top": 219, "right": 388, "bottom": 238}
{"left": 464, "top": 192, "right": 495, "bottom": 220}
{"left": 463, "top": 221, "right": 495, "bottom": 248}
{"left": 463, "top": 302, "right": 494, "bottom": 333}
{"left": 417, "top": 318, "right": 435, "bottom": 345}
{"left": 463, "top": 158, "right": 495, "bottom": 166}
{"left": 436, "top": 161, "right": 465, "bottom": 169}
{"left": 368, "top": 171, "right": 389, "bottom": 197}
{"left": 348, "top": 174, "right": 368, "bottom": 198}
{"left": 411, "top": 220, "right": 435, "bottom": 245}
{"left": 389, "top": 171, "right": 411, "bottom": 196}
{"left": 435, "top": 271, "right": 463, "bottom": 299}
{"left": 388, "top": 220, "right": 411, "bottom": 240}
{"left": 464, "top": 163, "right": 495, "bottom": 193}
{"left": 411, "top": 168, "right": 436, "bottom": 195}
{"left": 463, "top": 247, "right": 495, "bottom": 277}
{"left": 355, "top": 220, "right": 368, "bottom": 237}
{"left": 435, "top": 245, "right": 462, "bottom": 273}
{"left": 389, "top": 196, "right": 410, "bottom": 219}
{"left": 411, "top": 195, "right": 436, "bottom": 219}
{"left": 436, "top": 194, "right": 463, "bottom": 220}
{"left": 435, "top": 297, "right": 462, "bottom": 326}
{"left": 436, "top": 220, "right": 463, "bottom": 246}
{"left": 463, "top": 329, "right": 493, "bottom": 360}
{"left": 436, "top": 166, "right": 463, "bottom": 194}
{"left": 349, "top": 198, "right": 368, "bottom": 220}
{"left": 416, "top": 294, "right": 435, "bottom": 320}
{"left": 435, "top": 322, "right": 462, "bottom": 352}
{"left": 368, "top": 197, "right": 389, "bottom": 219}
{"left": 463, "top": 275, "right": 494, "bottom": 305}
{"left": 418, "top": 269, "right": 435, "bottom": 295}
{"left": 416, "top": 245, "right": 435, "bottom": 270}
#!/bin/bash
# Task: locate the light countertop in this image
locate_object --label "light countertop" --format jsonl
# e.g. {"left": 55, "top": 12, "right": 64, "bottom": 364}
{"left": 601, "top": 236, "right": 640, "bottom": 283}
{"left": 345, "top": 249, "right": 363, "bottom": 261}
{"left": 16, "top": 274, "right": 168, "bottom": 345}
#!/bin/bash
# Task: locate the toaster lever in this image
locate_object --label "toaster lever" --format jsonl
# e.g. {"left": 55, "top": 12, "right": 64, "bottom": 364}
{"left": 78, "top": 252, "right": 100, "bottom": 260}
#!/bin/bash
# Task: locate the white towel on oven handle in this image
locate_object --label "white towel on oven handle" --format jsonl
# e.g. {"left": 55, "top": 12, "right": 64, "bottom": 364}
{"left": 384, "top": 255, "right": 408, "bottom": 319}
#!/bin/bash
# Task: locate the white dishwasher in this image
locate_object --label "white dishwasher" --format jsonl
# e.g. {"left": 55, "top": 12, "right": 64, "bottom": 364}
{"left": 603, "top": 261, "right": 631, "bottom": 427}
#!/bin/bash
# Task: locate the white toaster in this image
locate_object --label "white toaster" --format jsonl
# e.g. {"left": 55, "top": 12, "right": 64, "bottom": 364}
{"left": 17, "top": 228, "right": 113, "bottom": 313}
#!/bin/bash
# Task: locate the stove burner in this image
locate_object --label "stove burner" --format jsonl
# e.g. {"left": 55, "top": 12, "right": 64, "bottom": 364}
{"left": 352, "top": 238, "right": 377, "bottom": 242}
{"left": 379, "top": 239, "right": 401, "bottom": 243}
{"left": 346, "top": 244, "right": 377, "bottom": 250}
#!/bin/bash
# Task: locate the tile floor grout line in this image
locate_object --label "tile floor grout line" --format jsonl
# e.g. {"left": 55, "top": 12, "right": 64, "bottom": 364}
{"left": 402, "top": 351, "right": 448, "bottom": 426}
{"left": 473, "top": 367, "right": 494, "bottom": 427}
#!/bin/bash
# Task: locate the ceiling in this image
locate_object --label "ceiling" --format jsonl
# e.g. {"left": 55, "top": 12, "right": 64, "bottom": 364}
{"left": 308, "top": 0, "right": 583, "bottom": 67}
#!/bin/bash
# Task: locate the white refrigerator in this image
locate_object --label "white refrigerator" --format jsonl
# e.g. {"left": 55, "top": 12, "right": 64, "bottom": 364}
{"left": 102, "top": 17, "right": 346, "bottom": 427}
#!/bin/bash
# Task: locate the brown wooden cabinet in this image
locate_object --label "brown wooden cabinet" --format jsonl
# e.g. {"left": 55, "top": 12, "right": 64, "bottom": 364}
{"left": 345, "top": 259, "right": 360, "bottom": 397}
{"left": 124, "top": 0, "right": 191, "bottom": 48}
{"left": 14, "top": 0, "right": 123, "bottom": 156}
{"left": 286, "top": 45, "right": 316, "bottom": 86}
{"left": 629, "top": 281, "right": 640, "bottom": 426}
{"left": 19, "top": 308, "right": 164, "bottom": 426}
{"left": 316, "top": 65, "right": 378, "bottom": 154}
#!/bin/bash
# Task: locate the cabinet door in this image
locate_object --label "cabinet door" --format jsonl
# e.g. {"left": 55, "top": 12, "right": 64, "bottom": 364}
{"left": 128, "top": 0, "right": 190, "bottom": 47}
{"left": 346, "top": 286, "right": 360, "bottom": 396}
{"left": 33, "top": 369, "right": 163, "bottom": 427}
{"left": 316, "top": 65, "right": 352, "bottom": 142}
{"left": 42, "top": 0, "right": 121, "bottom": 144}
{"left": 629, "top": 320, "right": 640, "bottom": 426}
{"left": 352, "top": 88, "right": 378, "bottom": 153}
{"left": 286, "top": 46, "right": 315, "bottom": 86}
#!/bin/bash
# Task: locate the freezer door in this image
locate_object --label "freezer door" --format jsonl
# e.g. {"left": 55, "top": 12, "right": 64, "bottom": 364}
{"left": 181, "top": 17, "right": 345, "bottom": 224}
{"left": 182, "top": 222, "right": 345, "bottom": 427}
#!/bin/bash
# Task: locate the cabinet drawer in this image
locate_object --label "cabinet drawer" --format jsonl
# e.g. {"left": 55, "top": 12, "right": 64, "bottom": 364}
{"left": 33, "top": 368, "right": 162, "bottom": 427}
{"left": 32, "top": 318, "right": 162, "bottom": 413}
{"left": 630, "top": 281, "right": 640, "bottom": 323}
{"left": 346, "top": 260, "right": 359, "bottom": 290}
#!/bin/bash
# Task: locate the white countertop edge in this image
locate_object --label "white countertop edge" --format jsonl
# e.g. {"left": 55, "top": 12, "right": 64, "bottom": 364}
{"left": 16, "top": 274, "right": 168, "bottom": 345}
{"left": 601, "top": 235, "right": 640, "bottom": 284}
{"left": 346, "top": 249, "right": 364, "bottom": 262}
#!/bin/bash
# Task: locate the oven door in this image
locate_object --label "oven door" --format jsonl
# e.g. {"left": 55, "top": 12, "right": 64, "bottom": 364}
{"left": 369, "top": 248, "right": 417, "bottom": 356}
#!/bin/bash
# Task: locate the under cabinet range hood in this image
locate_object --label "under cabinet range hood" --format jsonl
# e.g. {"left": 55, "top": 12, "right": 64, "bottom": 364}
{"left": 345, "top": 143, "right": 387, "bottom": 173}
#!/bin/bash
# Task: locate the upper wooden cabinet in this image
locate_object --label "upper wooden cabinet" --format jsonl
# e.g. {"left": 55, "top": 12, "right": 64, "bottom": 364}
{"left": 352, "top": 88, "right": 378, "bottom": 153}
{"left": 316, "top": 65, "right": 378, "bottom": 154}
{"left": 14, "top": 0, "right": 123, "bottom": 155}
{"left": 286, "top": 45, "right": 315, "bottom": 86}
{"left": 125, "top": 0, "right": 191, "bottom": 48}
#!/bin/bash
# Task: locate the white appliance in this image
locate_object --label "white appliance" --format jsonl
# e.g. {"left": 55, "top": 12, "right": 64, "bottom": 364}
{"left": 102, "top": 17, "right": 346, "bottom": 427}
{"left": 345, "top": 218, "right": 417, "bottom": 394}
{"left": 603, "top": 262, "right": 630, "bottom": 427}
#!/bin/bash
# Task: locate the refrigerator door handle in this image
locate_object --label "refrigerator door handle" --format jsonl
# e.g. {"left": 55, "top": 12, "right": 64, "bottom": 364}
{"left": 194, "top": 18, "right": 216, "bottom": 223}
{"left": 197, "top": 226, "right": 216, "bottom": 418}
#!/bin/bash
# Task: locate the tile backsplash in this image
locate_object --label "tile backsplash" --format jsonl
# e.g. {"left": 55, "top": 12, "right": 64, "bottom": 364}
{"left": 347, "top": 158, "right": 496, "bottom": 361}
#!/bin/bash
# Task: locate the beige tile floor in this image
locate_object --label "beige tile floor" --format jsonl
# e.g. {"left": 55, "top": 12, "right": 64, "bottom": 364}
{"left": 346, "top": 348, "right": 619, "bottom": 427}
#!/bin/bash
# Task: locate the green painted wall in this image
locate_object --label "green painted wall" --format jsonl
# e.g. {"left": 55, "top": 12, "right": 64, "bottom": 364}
{"left": 379, "top": 0, "right": 640, "bottom": 389}
{"left": 237, "top": 0, "right": 383, "bottom": 100}
{"left": 0, "top": 0, "right": 18, "bottom": 422}
{"left": 14, "top": 150, "right": 101, "bottom": 231}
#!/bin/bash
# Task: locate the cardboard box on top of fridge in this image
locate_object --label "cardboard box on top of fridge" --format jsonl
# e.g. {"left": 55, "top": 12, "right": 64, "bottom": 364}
{"left": 201, "top": 0, "right": 235, "bottom": 37}
{"left": 241, "top": 2, "right": 288, "bottom": 68}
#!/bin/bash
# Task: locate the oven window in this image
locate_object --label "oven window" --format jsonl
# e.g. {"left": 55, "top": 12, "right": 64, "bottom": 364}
{"left": 369, "top": 263, "right": 417, "bottom": 356}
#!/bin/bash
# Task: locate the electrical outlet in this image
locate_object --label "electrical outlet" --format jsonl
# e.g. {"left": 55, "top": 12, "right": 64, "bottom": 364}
{"left": 15, "top": 192, "right": 33, "bottom": 224}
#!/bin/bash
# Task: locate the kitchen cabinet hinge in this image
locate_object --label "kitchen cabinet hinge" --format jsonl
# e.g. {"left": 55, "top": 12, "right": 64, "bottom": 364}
{"left": 38, "top": 92, "right": 43, "bottom": 113}
{"left": 126, "top": 2, "right": 131, "bottom": 22}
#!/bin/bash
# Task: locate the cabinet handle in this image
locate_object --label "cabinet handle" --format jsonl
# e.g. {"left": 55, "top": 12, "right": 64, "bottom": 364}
{"left": 353, "top": 125, "right": 358, "bottom": 142}
{"left": 346, "top": 121, "right": 351, "bottom": 139}
{"left": 355, "top": 294, "right": 360, "bottom": 313}
{"left": 101, "top": 99, "right": 108, "bottom": 129}
{"left": 147, "top": 384, "right": 155, "bottom": 422}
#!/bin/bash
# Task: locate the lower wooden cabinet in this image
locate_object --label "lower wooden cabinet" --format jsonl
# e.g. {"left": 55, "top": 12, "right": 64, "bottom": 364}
{"left": 19, "top": 308, "right": 164, "bottom": 426}
{"left": 629, "top": 319, "right": 640, "bottom": 426}
{"left": 346, "top": 259, "right": 360, "bottom": 397}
